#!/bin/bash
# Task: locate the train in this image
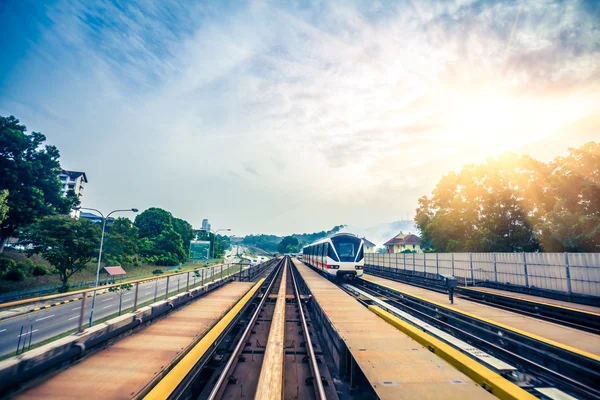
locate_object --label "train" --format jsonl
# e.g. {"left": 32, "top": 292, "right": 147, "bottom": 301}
{"left": 302, "top": 233, "right": 365, "bottom": 279}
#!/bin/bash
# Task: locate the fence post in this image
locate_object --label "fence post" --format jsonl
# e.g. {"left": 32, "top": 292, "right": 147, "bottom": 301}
{"left": 451, "top": 253, "right": 454, "bottom": 276}
{"left": 403, "top": 252, "right": 406, "bottom": 270}
{"left": 133, "top": 283, "right": 139, "bottom": 312}
{"left": 186, "top": 272, "right": 190, "bottom": 291}
{"left": 201, "top": 268, "right": 205, "bottom": 287}
{"left": 423, "top": 253, "right": 426, "bottom": 275}
{"left": 565, "top": 253, "right": 572, "bottom": 295}
{"left": 395, "top": 253, "right": 398, "bottom": 273}
{"left": 493, "top": 253, "right": 498, "bottom": 283}
{"left": 523, "top": 253, "right": 529, "bottom": 287}
{"left": 436, "top": 253, "right": 439, "bottom": 275}
{"left": 78, "top": 292, "right": 87, "bottom": 333}
{"left": 469, "top": 253, "right": 474, "bottom": 286}
{"left": 412, "top": 252, "right": 415, "bottom": 272}
{"left": 165, "top": 276, "right": 170, "bottom": 299}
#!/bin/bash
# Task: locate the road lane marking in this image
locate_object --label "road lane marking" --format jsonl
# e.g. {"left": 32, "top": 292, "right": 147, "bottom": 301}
{"left": 0, "top": 329, "right": 6, "bottom": 333}
{"left": 17, "top": 329, "right": 38, "bottom": 338}
{"left": 72, "top": 307, "right": 80, "bottom": 311}
{"left": 35, "top": 314, "right": 55, "bottom": 322}
{"left": 103, "top": 305, "right": 113, "bottom": 309}
{"left": 68, "top": 316, "right": 80, "bottom": 321}
{"left": 102, "top": 298, "right": 112, "bottom": 302}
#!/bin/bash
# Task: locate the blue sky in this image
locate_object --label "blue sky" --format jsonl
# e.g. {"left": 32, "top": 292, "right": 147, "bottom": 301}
{"left": 1, "top": 0, "right": 599, "bottom": 236}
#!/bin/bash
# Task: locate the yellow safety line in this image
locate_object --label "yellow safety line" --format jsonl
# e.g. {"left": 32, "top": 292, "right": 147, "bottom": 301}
{"left": 461, "top": 287, "right": 600, "bottom": 317}
{"left": 369, "top": 305, "right": 536, "bottom": 400}
{"left": 144, "top": 278, "right": 265, "bottom": 400}
{"left": 361, "top": 277, "right": 600, "bottom": 363}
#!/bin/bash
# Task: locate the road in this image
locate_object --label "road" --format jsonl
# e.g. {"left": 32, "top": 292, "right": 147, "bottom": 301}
{"left": 0, "top": 266, "right": 229, "bottom": 358}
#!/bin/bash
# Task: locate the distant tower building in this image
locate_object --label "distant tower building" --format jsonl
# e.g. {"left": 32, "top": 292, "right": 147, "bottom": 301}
{"left": 59, "top": 170, "right": 87, "bottom": 218}
{"left": 202, "top": 219, "right": 210, "bottom": 231}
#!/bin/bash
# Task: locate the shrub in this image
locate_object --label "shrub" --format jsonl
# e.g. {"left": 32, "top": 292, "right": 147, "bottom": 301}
{"left": 32, "top": 265, "right": 49, "bottom": 276}
{"left": 152, "top": 269, "right": 164, "bottom": 275}
{"left": 3, "top": 269, "right": 25, "bottom": 282}
{"left": 0, "top": 257, "right": 16, "bottom": 274}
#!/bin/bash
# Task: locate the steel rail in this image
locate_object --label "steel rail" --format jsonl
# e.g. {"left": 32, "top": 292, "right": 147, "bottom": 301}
{"left": 207, "top": 258, "right": 284, "bottom": 400}
{"left": 352, "top": 282, "right": 600, "bottom": 400}
{"left": 290, "top": 260, "right": 327, "bottom": 400}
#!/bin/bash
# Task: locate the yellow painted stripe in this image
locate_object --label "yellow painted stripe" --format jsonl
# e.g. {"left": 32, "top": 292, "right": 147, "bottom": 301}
{"left": 44, "top": 305, "right": 51, "bottom": 309}
{"left": 461, "top": 287, "right": 600, "bottom": 317}
{"left": 362, "top": 277, "right": 600, "bottom": 362}
{"left": 144, "top": 278, "right": 266, "bottom": 400}
{"left": 369, "top": 305, "right": 536, "bottom": 400}
{"left": 33, "top": 307, "right": 40, "bottom": 311}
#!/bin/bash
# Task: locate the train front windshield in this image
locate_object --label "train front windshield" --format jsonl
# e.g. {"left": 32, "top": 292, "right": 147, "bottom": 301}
{"left": 331, "top": 236, "right": 362, "bottom": 262}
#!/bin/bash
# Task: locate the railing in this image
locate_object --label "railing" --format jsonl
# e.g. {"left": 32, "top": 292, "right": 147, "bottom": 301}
{"left": 365, "top": 252, "right": 600, "bottom": 297}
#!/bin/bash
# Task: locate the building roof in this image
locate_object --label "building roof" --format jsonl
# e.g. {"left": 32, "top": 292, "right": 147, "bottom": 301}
{"left": 101, "top": 266, "right": 127, "bottom": 276}
{"left": 362, "top": 238, "right": 376, "bottom": 247}
{"left": 384, "top": 232, "right": 421, "bottom": 246}
{"left": 61, "top": 170, "right": 88, "bottom": 183}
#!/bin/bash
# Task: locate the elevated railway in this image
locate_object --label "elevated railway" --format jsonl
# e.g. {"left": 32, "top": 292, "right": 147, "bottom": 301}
{"left": 2, "top": 256, "right": 597, "bottom": 400}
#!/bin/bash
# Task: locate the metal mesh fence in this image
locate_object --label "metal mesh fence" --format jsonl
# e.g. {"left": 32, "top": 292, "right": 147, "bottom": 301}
{"left": 365, "top": 252, "right": 600, "bottom": 297}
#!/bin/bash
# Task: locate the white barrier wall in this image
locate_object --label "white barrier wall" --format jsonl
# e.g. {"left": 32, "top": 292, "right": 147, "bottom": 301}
{"left": 365, "top": 252, "right": 600, "bottom": 297}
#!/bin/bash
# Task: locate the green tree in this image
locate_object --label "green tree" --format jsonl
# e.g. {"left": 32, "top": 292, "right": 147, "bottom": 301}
{"left": 536, "top": 142, "right": 600, "bottom": 251}
{"left": 20, "top": 215, "right": 100, "bottom": 292}
{"left": 134, "top": 207, "right": 172, "bottom": 239}
{"left": 104, "top": 217, "right": 139, "bottom": 265}
{"left": 278, "top": 236, "right": 299, "bottom": 253}
{"left": 0, "top": 190, "right": 8, "bottom": 226}
{"left": 0, "top": 116, "right": 77, "bottom": 252}
{"left": 108, "top": 283, "right": 133, "bottom": 315}
{"left": 172, "top": 217, "right": 194, "bottom": 248}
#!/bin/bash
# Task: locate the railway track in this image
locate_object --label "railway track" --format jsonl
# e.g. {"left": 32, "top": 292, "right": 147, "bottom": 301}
{"left": 200, "top": 257, "right": 335, "bottom": 400}
{"left": 345, "top": 278, "right": 600, "bottom": 400}
{"left": 365, "top": 266, "right": 600, "bottom": 334}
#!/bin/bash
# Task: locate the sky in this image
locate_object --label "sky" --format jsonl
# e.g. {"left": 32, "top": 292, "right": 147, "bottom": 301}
{"left": 1, "top": 0, "right": 599, "bottom": 237}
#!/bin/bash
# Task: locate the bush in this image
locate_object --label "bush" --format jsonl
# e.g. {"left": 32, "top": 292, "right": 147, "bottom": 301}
{"left": 152, "top": 269, "right": 164, "bottom": 275}
{"left": 32, "top": 265, "right": 49, "bottom": 276}
{"left": 3, "top": 269, "right": 25, "bottom": 282}
{"left": 0, "top": 257, "right": 16, "bottom": 274}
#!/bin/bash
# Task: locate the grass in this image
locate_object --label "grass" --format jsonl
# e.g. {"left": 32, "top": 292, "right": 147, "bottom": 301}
{"left": 0, "top": 251, "right": 225, "bottom": 297}
{"left": 0, "top": 263, "right": 245, "bottom": 362}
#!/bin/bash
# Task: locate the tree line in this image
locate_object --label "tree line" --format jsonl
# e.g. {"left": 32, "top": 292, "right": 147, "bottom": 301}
{"left": 415, "top": 142, "right": 599, "bottom": 253}
{"left": 0, "top": 115, "right": 225, "bottom": 291}
{"left": 243, "top": 225, "right": 345, "bottom": 254}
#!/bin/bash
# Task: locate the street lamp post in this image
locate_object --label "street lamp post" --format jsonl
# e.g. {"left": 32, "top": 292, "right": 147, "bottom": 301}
{"left": 77, "top": 207, "right": 138, "bottom": 327}
{"left": 209, "top": 228, "right": 231, "bottom": 259}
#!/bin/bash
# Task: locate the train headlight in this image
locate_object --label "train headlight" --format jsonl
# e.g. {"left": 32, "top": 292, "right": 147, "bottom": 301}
{"left": 355, "top": 265, "right": 363, "bottom": 270}
{"left": 330, "top": 265, "right": 339, "bottom": 269}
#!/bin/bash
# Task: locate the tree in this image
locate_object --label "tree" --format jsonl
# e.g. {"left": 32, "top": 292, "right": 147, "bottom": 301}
{"left": 108, "top": 283, "right": 133, "bottom": 315}
{"left": 172, "top": 217, "right": 194, "bottom": 248}
{"left": 415, "top": 142, "right": 600, "bottom": 253}
{"left": 134, "top": 207, "right": 172, "bottom": 239}
{"left": 20, "top": 215, "right": 100, "bottom": 292}
{"left": 104, "top": 218, "right": 139, "bottom": 265}
{"left": 278, "top": 236, "right": 299, "bottom": 253}
{"left": 0, "top": 190, "right": 8, "bottom": 226}
{"left": 0, "top": 116, "right": 76, "bottom": 252}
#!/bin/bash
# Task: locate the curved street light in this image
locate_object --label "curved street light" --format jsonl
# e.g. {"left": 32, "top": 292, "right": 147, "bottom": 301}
{"left": 210, "top": 228, "right": 231, "bottom": 259}
{"left": 76, "top": 207, "right": 138, "bottom": 327}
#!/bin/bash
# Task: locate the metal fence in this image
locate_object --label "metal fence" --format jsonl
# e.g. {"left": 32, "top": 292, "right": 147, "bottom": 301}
{"left": 365, "top": 252, "right": 600, "bottom": 297}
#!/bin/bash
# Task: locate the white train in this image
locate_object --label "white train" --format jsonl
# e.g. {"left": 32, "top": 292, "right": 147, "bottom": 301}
{"left": 302, "top": 233, "right": 364, "bottom": 279}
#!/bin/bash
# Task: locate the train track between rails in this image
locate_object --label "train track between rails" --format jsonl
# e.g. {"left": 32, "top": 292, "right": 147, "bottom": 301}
{"left": 343, "top": 278, "right": 600, "bottom": 400}
{"left": 200, "top": 257, "right": 336, "bottom": 400}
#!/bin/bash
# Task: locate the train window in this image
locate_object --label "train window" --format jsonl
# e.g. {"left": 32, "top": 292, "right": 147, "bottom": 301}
{"left": 327, "top": 244, "right": 339, "bottom": 262}
{"left": 331, "top": 235, "right": 361, "bottom": 262}
{"left": 355, "top": 245, "right": 364, "bottom": 262}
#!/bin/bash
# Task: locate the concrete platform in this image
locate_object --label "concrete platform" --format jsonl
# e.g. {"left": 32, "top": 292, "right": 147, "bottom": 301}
{"left": 293, "top": 260, "right": 495, "bottom": 400}
{"left": 16, "top": 282, "right": 254, "bottom": 400}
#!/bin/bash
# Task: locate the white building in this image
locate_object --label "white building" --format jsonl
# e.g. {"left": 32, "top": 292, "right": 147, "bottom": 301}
{"left": 59, "top": 170, "right": 87, "bottom": 217}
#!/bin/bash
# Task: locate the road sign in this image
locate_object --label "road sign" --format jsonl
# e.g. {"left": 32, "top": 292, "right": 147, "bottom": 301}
{"left": 190, "top": 240, "right": 210, "bottom": 260}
